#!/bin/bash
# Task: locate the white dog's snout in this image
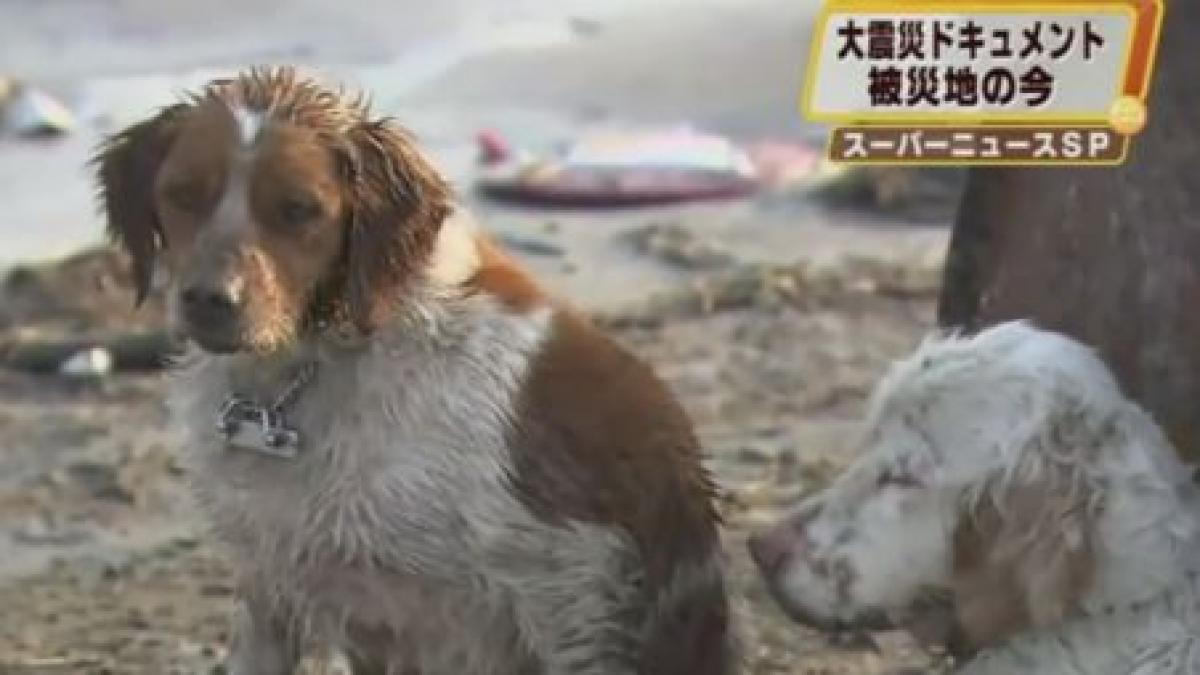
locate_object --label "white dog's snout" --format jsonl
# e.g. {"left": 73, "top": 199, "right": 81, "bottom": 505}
{"left": 749, "top": 511, "right": 815, "bottom": 578}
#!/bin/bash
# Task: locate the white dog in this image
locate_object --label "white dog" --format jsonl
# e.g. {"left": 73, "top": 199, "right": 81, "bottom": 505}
{"left": 750, "top": 321, "right": 1200, "bottom": 674}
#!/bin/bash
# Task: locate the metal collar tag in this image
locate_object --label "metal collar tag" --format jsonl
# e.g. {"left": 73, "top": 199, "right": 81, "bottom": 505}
{"left": 216, "top": 396, "right": 301, "bottom": 459}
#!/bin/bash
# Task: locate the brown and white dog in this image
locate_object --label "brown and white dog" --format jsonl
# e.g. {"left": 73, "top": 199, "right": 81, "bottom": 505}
{"left": 94, "top": 67, "right": 735, "bottom": 675}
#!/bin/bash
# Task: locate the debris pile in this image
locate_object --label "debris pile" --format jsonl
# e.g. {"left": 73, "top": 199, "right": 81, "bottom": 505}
{"left": 0, "top": 77, "right": 76, "bottom": 138}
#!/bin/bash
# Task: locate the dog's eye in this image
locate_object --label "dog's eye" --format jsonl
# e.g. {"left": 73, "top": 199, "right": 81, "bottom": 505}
{"left": 279, "top": 196, "right": 322, "bottom": 224}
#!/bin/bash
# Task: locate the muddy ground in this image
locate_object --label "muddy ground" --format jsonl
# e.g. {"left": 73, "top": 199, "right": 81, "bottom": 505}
{"left": 0, "top": 234, "right": 951, "bottom": 674}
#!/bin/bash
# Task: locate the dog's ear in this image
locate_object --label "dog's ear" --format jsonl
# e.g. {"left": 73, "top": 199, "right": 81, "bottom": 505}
{"left": 343, "top": 120, "right": 452, "bottom": 332}
{"left": 951, "top": 460, "right": 1096, "bottom": 649}
{"left": 92, "top": 105, "right": 187, "bottom": 305}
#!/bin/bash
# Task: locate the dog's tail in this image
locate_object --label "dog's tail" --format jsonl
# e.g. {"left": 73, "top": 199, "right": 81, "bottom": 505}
{"left": 639, "top": 549, "right": 742, "bottom": 675}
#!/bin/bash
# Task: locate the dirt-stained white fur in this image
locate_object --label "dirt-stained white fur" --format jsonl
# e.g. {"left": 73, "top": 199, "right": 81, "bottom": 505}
{"left": 169, "top": 223, "right": 648, "bottom": 674}
{"left": 752, "top": 321, "right": 1200, "bottom": 674}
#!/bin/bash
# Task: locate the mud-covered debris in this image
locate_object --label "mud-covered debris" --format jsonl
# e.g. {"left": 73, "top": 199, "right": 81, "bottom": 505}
{"left": 198, "top": 582, "right": 233, "bottom": 598}
{"left": 65, "top": 460, "right": 135, "bottom": 504}
{"left": 1, "top": 82, "right": 76, "bottom": 137}
{"left": 500, "top": 233, "right": 566, "bottom": 257}
{"left": 59, "top": 347, "right": 113, "bottom": 379}
{"left": 809, "top": 167, "right": 966, "bottom": 223}
{"left": 0, "top": 246, "right": 167, "bottom": 333}
{"left": 598, "top": 254, "right": 943, "bottom": 327}
{"left": 1, "top": 330, "right": 174, "bottom": 373}
{"left": 13, "top": 516, "right": 92, "bottom": 546}
{"left": 627, "top": 221, "right": 737, "bottom": 270}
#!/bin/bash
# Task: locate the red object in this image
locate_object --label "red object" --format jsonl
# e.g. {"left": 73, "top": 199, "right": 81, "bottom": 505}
{"left": 477, "top": 130, "right": 511, "bottom": 165}
{"left": 477, "top": 166, "right": 757, "bottom": 207}
{"left": 746, "top": 142, "right": 822, "bottom": 187}
{"left": 475, "top": 127, "right": 768, "bottom": 207}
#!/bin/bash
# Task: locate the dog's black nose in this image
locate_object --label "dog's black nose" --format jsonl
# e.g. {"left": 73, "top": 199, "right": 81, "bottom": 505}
{"left": 181, "top": 283, "right": 240, "bottom": 319}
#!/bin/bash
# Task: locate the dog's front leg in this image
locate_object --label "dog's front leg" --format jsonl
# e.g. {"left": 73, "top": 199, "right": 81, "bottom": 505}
{"left": 226, "top": 592, "right": 300, "bottom": 675}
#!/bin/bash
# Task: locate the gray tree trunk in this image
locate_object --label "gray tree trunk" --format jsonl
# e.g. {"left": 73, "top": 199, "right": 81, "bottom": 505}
{"left": 939, "top": 3, "right": 1200, "bottom": 459}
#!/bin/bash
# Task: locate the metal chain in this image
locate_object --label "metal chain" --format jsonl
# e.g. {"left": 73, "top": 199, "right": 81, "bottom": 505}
{"left": 270, "top": 361, "right": 318, "bottom": 412}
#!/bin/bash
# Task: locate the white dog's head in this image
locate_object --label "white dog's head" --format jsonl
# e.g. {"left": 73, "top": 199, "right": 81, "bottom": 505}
{"left": 749, "top": 321, "right": 1197, "bottom": 651}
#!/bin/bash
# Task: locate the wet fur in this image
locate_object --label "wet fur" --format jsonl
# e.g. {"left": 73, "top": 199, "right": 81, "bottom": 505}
{"left": 752, "top": 322, "right": 1200, "bottom": 674}
{"left": 95, "top": 68, "right": 734, "bottom": 674}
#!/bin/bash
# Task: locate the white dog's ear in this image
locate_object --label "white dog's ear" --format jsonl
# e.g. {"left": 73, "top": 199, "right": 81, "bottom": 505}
{"left": 950, "top": 463, "right": 1096, "bottom": 649}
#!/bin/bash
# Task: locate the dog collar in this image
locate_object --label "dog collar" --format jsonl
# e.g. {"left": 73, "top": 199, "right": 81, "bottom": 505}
{"left": 216, "top": 361, "right": 316, "bottom": 459}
